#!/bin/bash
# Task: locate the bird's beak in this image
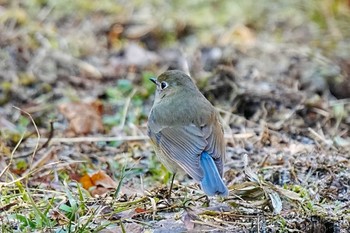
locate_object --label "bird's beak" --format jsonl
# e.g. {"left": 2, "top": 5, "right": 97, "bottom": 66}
{"left": 149, "top": 78, "right": 157, "bottom": 85}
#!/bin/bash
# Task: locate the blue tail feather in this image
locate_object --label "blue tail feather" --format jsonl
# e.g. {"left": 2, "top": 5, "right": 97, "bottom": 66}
{"left": 200, "top": 151, "right": 229, "bottom": 196}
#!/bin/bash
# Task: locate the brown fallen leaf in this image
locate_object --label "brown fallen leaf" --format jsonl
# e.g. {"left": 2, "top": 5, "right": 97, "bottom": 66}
{"left": 91, "top": 187, "right": 111, "bottom": 197}
{"left": 90, "top": 170, "right": 118, "bottom": 189}
{"left": 80, "top": 174, "right": 94, "bottom": 190}
{"left": 79, "top": 170, "right": 118, "bottom": 196}
{"left": 134, "top": 207, "right": 147, "bottom": 213}
{"left": 58, "top": 101, "right": 104, "bottom": 135}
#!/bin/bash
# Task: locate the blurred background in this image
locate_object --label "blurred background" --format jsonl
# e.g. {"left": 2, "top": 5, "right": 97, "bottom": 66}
{"left": 1, "top": 0, "right": 350, "bottom": 132}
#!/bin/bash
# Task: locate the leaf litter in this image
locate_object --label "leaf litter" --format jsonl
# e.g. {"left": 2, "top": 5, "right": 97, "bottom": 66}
{"left": 1, "top": 0, "right": 350, "bottom": 232}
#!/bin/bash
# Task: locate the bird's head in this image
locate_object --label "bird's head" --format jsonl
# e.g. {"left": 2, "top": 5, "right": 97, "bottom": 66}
{"left": 150, "top": 70, "right": 197, "bottom": 102}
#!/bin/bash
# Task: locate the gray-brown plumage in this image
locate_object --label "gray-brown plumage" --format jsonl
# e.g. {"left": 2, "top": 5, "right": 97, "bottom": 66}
{"left": 148, "top": 70, "right": 228, "bottom": 196}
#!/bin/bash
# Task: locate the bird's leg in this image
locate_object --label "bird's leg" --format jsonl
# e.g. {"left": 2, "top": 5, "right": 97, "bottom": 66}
{"left": 167, "top": 173, "right": 176, "bottom": 199}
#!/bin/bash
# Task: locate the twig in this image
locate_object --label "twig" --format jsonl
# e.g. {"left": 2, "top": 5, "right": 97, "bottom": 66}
{"left": 23, "top": 147, "right": 56, "bottom": 176}
{"left": 27, "top": 135, "right": 149, "bottom": 144}
{"left": 25, "top": 133, "right": 253, "bottom": 145}
{"left": 0, "top": 160, "right": 85, "bottom": 186}
{"left": 40, "top": 121, "right": 55, "bottom": 148}
{"left": 13, "top": 106, "right": 41, "bottom": 170}
{"left": 190, "top": 219, "right": 226, "bottom": 230}
{"left": 308, "top": 127, "right": 337, "bottom": 150}
{"left": 12, "top": 121, "right": 54, "bottom": 159}
{"left": 0, "top": 202, "right": 17, "bottom": 212}
{"left": 0, "top": 168, "right": 35, "bottom": 186}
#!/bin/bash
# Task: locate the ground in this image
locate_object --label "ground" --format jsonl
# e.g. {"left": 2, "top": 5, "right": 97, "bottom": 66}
{"left": 0, "top": 0, "right": 350, "bottom": 232}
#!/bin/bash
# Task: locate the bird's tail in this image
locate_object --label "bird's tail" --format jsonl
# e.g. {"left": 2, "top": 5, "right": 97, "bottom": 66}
{"left": 200, "top": 151, "right": 229, "bottom": 196}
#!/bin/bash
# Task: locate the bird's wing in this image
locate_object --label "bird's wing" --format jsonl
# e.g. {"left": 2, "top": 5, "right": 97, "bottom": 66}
{"left": 201, "top": 120, "right": 225, "bottom": 177}
{"left": 156, "top": 124, "right": 207, "bottom": 181}
{"left": 147, "top": 102, "right": 225, "bottom": 179}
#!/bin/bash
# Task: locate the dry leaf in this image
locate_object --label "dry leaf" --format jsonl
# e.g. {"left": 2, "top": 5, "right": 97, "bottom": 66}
{"left": 272, "top": 186, "right": 303, "bottom": 202}
{"left": 91, "top": 187, "right": 111, "bottom": 197}
{"left": 79, "top": 170, "right": 117, "bottom": 196}
{"left": 243, "top": 154, "right": 260, "bottom": 183}
{"left": 90, "top": 170, "right": 117, "bottom": 189}
{"left": 135, "top": 207, "right": 146, "bottom": 213}
{"left": 58, "top": 101, "right": 104, "bottom": 135}
{"left": 80, "top": 174, "right": 94, "bottom": 190}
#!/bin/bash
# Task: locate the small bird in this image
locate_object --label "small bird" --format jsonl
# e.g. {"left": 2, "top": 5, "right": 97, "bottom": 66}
{"left": 147, "top": 70, "right": 229, "bottom": 197}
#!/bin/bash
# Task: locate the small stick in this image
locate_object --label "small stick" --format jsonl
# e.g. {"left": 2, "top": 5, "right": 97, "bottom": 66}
{"left": 26, "top": 133, "right": 250, "bottom": 145}
{"left": 12, "top": 121, "right": 55, "bottom": 159}
{"left": 13, "top": 106, "right": 40, "bottom": 169}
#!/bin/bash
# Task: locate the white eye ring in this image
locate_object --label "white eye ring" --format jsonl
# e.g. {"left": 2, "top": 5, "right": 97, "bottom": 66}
{"left": 160, "top": 81, "right": 168, "bottom": 89}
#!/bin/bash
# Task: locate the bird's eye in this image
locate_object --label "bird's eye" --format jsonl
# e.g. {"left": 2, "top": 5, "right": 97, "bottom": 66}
{"left": 160, "top": 81, "right": 168, "bottom": 89}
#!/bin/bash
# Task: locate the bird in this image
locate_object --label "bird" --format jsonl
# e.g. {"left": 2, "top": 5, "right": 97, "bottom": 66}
{"left": 147, "top": 70, "right": 229, "bottom": 197}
